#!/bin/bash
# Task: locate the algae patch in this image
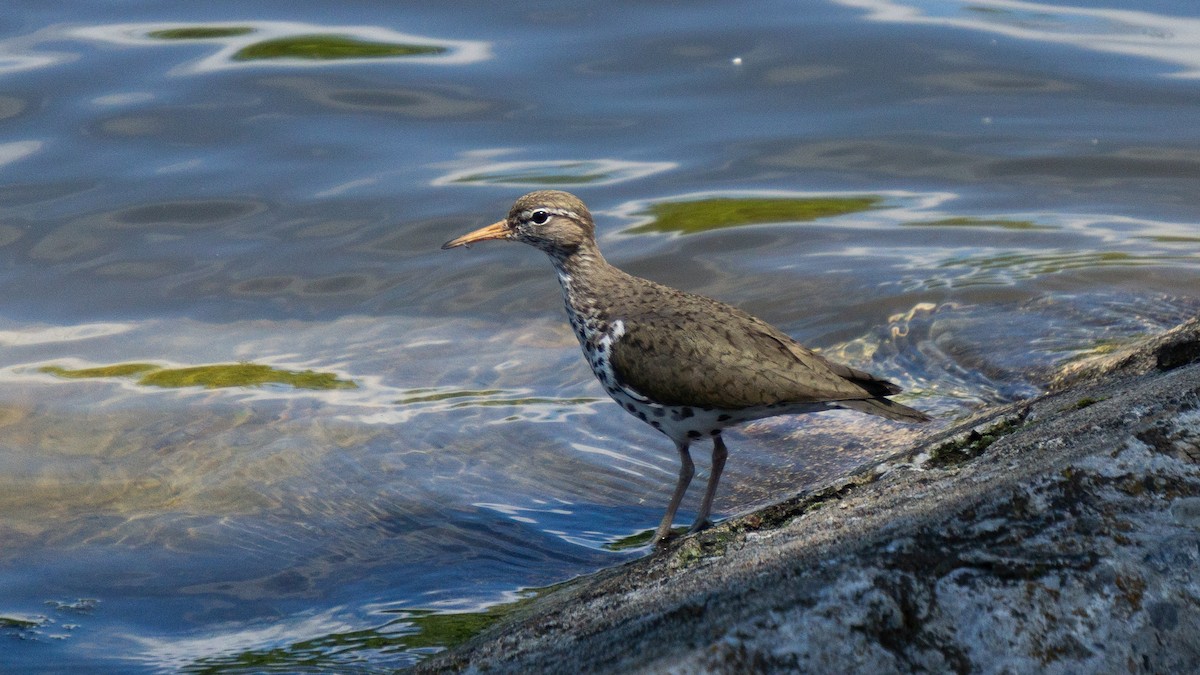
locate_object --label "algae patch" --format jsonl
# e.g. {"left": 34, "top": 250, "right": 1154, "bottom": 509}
{"left": 604, "top": 527, "right": 687, "bottom": 551}
{"left": 183, "top": 611, "right": 499, "bottom": 673}
{"left": 625, "top": 196, "right": 883, "bottom": 235}
{"left": 1073, "top": 396, "right": 1106, "bottom": 410}
{"left": 140, "top": 364, "right": 355, "bottom": 390}
{"left": 41, "top": 363, "right": 160, "bottom": 379}
{"left": 182, "top": 591, "right": 552, "bottom": 672}
{"left": 926, "top": 412, "right": 1027, "bottom": 468}
{"left": 147, "top": 26, "right": 256, "bottom": 40}
{"left": 395, "top": 388, "right": 506, "bottom": 405}
{"left": 234, "top": 35, "right": 446, "bottom": 61}
{"left": 41, "top": 362, "right": 356, "bottom": 391}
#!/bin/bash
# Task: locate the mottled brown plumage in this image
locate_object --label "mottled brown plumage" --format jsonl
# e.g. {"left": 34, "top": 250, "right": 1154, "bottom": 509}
{"left": 606, "top": 283, "right": 901, "bottom": 408}
{"left": 444, "top": 190, "right": 929, "bottom": 545}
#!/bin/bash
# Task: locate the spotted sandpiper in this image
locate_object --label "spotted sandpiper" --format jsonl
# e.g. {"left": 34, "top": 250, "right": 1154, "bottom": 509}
{"left": 443, "top": 190, "right": 930, "bottom": 545}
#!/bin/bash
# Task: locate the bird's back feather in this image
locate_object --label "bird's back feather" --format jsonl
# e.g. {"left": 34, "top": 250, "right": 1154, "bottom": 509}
{"left": 603, "top": 271, "right": 918, "bottom": 415}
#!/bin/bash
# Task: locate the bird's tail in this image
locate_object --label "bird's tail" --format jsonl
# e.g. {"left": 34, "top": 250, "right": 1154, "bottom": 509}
{"left": 838, "top": 397, "right": 931, "bottom": 423}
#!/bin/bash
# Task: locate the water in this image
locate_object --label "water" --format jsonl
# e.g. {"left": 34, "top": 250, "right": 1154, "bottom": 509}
{"left": 1, "top": 1, "right": 1197, "bottom": 671}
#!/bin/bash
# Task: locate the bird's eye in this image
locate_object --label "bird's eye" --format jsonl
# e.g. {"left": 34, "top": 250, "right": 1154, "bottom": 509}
{"left": 530, "top": 210, "right": 549, "bottom": 224}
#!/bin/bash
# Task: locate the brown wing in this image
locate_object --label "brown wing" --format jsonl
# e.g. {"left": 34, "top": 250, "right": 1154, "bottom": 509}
{"left": 606, "top": 283, "right": 900, "bottom": 409}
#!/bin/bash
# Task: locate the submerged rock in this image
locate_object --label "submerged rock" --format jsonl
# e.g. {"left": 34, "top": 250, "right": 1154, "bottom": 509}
{"left": 418, "top": 318, "right": 1200, "bottom": 674}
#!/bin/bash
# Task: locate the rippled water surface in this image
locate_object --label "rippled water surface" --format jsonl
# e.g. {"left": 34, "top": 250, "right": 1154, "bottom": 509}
{"left": 2, "top": 1, "right": 1198, "bottom": 671}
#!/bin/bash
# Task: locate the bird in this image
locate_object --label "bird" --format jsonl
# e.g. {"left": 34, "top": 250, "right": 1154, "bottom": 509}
{"left": 443, "top": 190, "right": 930, "bottom": 546}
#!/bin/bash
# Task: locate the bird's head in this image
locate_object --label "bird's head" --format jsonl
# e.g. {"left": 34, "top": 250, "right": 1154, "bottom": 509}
{"left": 442, "top": 190, "right": 597, "bottom": 259}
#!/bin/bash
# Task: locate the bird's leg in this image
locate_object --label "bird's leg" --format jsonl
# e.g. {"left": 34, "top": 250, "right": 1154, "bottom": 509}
{"left": 689, "top": 433, "right": 728, "bottom": 534}
{"left": 654, "top": 441, "right": 693, "bottom": 544}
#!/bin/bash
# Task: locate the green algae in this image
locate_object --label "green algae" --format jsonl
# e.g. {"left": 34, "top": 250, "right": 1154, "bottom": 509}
{"left": 927, "top": 414, "right": 1027, "bottom": 468}
{"left": 603, "top": 526, "right": 688, "bottom": 551}
{"left": 140, "top": 364, "right": 355, "bottom": 390}
{"left": 41, "top": 362, "right": 356, "bottom": 391}
{"left": 904, "top": 217, "right": 1053, "bottom": 231}
{"left": 625, "top": 196, "right": 883, "bottom": 235}
{"left": 382, "top": 609, "right": 503, "bottom": 650}
{"left": 1073, "top": 396, "right": 1106, "bottom": 410}
{"left": 395, "top": 388, "right": 506, "bottom": 405}
{"left": 182, "top": 591, "right": 554, "bottom": 673}
{"left": 233, "top": 35, "right": 446, "bottom": 61}
{"left": 147, "top": 26, "right": 255, "bottom": 40}
{"left": 41, "top": 363, "right": 160, "bottom": 379}
{"left": 183, "top": 612, "right": 499, "bottom": 673}
{"left": 1066, "top": 337, "right": 1129, "bottom": 359}
{"left": 604, "top": 529, "right": 656, "bottom": 551}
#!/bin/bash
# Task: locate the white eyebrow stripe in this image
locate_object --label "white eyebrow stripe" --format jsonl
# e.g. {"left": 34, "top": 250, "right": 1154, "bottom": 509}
{"left": 519, "top": 208, "right": 580, "bottom": 221}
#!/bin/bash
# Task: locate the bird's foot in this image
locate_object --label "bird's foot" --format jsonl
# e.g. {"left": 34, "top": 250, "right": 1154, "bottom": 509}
{"left": 650, "top": 521, "right": 712, "bottom": 549}
{"left": 651, "top": 525, "right": 692, "bottom": 548}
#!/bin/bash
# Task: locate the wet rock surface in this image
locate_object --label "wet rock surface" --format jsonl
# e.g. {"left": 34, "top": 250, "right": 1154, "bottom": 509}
{"left": 419, "top": 318, "right": 1200, "bottom": 674}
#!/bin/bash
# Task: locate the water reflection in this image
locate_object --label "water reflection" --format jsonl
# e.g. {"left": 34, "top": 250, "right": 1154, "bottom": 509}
{"left": 433, "top": 154, "right": 677, "bottom": 187}
{"left": 0, "top": 94, "right": 27, "bottom": 118}
{"left": 106, "top": 200, "right": 263, "bottom": 228}
{"left": 986, "top": 151, "right": 1200, "bottom": 182}
{"left": 914, "top": 69, "right": 1073, "bottom": 94}
{"left": 0, "top": 181, "right": 96, "bottom": 208}
{"left": 838, "top": 0, "right": 1200, "bottom": 78}
{"left": 263, "top": 76, "right": 494, "bottom": 120}
{"left": 0, "top": 293, "right": 1195, "bottom": 670}
{"left": 0, "top": 140, "right": 41, "bottom": 167}
{"left": 0, "top": 321, "right": 134, "bottom": 346}
{"left": 2, "top": 0, "right": 1199, "bottom": 670}
{"left": 0, "top": 53, "right": 64, "bottom": 75}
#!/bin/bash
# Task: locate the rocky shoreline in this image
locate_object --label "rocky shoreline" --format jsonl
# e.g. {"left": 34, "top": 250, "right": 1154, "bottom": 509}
{"left": 418, "top": 317, "right": 1200, "bottom": 673}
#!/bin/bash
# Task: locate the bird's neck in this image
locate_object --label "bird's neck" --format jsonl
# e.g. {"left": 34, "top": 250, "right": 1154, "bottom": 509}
{"left": 547, "top": 242, "right": 620, "bottom": 321}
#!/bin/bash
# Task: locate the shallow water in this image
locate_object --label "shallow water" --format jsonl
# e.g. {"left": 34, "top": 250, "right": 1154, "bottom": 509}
{"left": 1, "top": 1, "right": 1198, "bottom": 671}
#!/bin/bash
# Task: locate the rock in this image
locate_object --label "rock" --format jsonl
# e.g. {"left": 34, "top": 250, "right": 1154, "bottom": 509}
{"left": 1053, "top": 316, "right": 1200, "bottom": 386}
{"left": 417, "top": 318, "right": 1200, "bottom": 674}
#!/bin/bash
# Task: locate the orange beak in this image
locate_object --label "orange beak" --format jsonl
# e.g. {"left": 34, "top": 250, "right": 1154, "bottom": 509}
{"left": 441, "top": 220, "right": 511, "bottom": 250}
